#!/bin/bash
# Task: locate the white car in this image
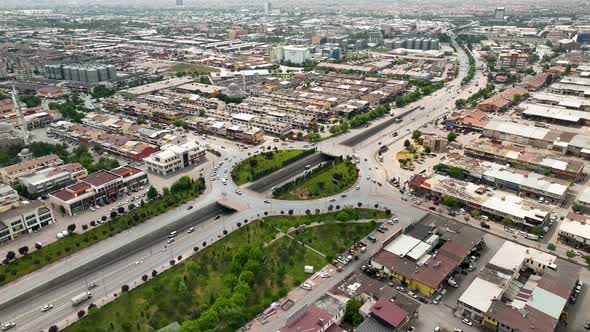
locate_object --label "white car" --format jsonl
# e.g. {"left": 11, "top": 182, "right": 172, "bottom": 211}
{"left": 1, "top": 322, "right": 15, "bottom": 330}
{"left": 408, "top": 291, "right": 418, "bottom": 298}
{"left": 462, "top": 319, "right": 473, "bottom": 326}
{"left": 320, "top": 272, "right": 331, "bottom": 278}
{"left": 300, "top": 282, "right": 313, "bottom": 290}
{"left": 41, "top": 304, "right": 53, "bottom": 312}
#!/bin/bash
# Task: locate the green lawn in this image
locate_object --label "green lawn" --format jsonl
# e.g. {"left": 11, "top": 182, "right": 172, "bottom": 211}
{"left": 265, "top": 208, "right": 388, "bottom": 233}
{"left": 231, "top": 149, "right": 310, "bottom": 186}
{"left": 170, "top": 63, "right": 220, "bottom": 74}
{"left": 294, "top": 223, "right": 376, "bottom": 258}
{"left": 64, "top": 210, "right": 384, "bottom": 332}
{"left": 0, "top": 177, "right": 205, "bottom": 288}
{"left": 273, "top": 159, "right": 358, "bottom": 200}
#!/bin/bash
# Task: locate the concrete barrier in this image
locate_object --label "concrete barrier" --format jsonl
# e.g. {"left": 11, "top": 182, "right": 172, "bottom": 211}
{"left": 0, "top": 203, "right": 232, "bottom": 311}
{"left": 247, "top": 153, "right": 334, "bottom": 193}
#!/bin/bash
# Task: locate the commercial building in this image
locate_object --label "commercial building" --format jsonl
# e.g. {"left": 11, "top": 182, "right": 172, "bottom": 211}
{"left": 465, "top": 138, "right": 585, "bottom": 180}
{"left": 421, "top": 134, "right": 447, "bottom": 153}
{"left": 445, "top": 109, "right": 490, "bottom": 131}
{"left": 272, "top": 46, "right": 312, "bottom": 65}
{"left": 0, "top": 184, "right": 19, "bottom": 213}
{"left": 279, "top": 293, "right": 346, "bottom": 332}
{"left": 497, "top": 51, "right": 528, "bottom": 71}
{"left": 18, "top": 163, "right": 88, "bottom": 196}
{"left": 144, "top": 141, "right": 206, "bottom": 176}
{"left": 494, "top": 7, "right": 505, "bottom": 20}
{"left": 49, "top": 166, "right": 148, "bottom": 216}
{"left": 438, "top": 153, "right": 570, "bottom": 203}
{"left": 520, "top": 102, "right": 590, "bottom": 126}
{"left": 370, "top": 216, "right": 484, "bottom": 297}
{"left": 558, "top": 212, "right": 590, "bottom": 253}
{"left": 477, "top": 87, "right": 528, "bottom": 112}
{"left": 457, "top": 241, "right": 578, "bottom": 332}
{"left": 0, "top": 154, "right": 63, "bottom": 186}
{"left": 410, "top": 174, "right": 552, "bottom": 227}
{"left": 520, "top": 72, "right": 551, "bottom": 91}
{"left": 576, "top": 187, "right": 590, "bottom": 210}
{"left": 356, "top": 298, "right": 413, "bottom": 332}
{"left": 0, "top": 201, "right": 55, "bottom": 244}
{"left": 530, "top": 92, "right": 590, "bottom": 111}
{"left": 482, "top": 120, "right": 590, "bottom": 158}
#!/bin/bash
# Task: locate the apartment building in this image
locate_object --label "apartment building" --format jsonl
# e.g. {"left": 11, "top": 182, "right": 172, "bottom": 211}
{"left": 0, "top": 200, "right": 55, "bottom": 244}
{"left": 410, "top": 173, "right": 552, "bottom": 228}
{"left": 144, "top": 141, "right": 206, "bottom": 176}
{"left": 18, "top": 163, "right": 88, "bottom": 196}
{"left": 49, "top": 166, "right": 148, "bottom": 216}
{"left": 497, "top": 50, "right": 529, "bottom": 71}
{"left": 0, "top": 154, "right": 64, "bottom": 186}
{"left": 0, "top": 184, "right": 19, "bottom": 213}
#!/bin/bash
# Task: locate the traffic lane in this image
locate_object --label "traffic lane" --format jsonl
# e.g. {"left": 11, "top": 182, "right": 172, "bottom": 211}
{"left": 3, "top": 212, "right": 231, "bottom": 332}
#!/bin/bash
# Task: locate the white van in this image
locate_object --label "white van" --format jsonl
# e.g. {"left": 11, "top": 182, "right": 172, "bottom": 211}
{"left": 525, "top": 233, "right": 539, "bottom": 241}
{"left": 168, "top": 231, "right": 177, "bottom": 238}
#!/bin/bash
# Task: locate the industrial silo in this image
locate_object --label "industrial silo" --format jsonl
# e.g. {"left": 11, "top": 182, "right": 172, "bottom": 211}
{"left": 86, "top": 68, "right": 99, "bottom": 83}
{"left": 415, "top": 38, "right": 423, "bottom": 50}
{"left": 406, "top": 38, "right": 415, "bottom": 49}
{"left": 78, "top": 67, "right": 88, "bottom": 83}
{"left": 45, "top": 65, "right": 53, "bottom": 79}
{"left": 72, "top": 67, "right": 81, "bottom": 82}
{"left": 430, "top": 39, "right": 440, "bottom": 50}
{"left": 393, "top": 39, "right": 405, "bottom": 49}
{"left": 62, "top": 66, "right": 71, "bottom": 80}
{"left": 97, "top": 66, "right": 108, "bottom": 81}
{"left": 421, "top": 39, "right": 430, "bottom": 50}
{"left": 106, "top": 65, "right": 116, "bottom": 80}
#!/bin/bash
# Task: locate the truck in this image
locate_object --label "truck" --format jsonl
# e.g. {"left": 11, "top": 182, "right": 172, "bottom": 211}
{"left": 71, "top": 291, "right": 92, "bottom": 306}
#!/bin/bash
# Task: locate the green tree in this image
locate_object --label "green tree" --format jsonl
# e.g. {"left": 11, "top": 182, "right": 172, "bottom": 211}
{"left": 531, "top": 225, "right": 543, "bottom": 236}
{"left": 412, "top": 130, "right": 422, "bottom": 141}
{"left": 343, "top": 298, "right": 363, "bottom": 327}
{"left": 447, "top": 167, "right": 464, "bottom": 178}
{"left": 404, "top": 139, "right": 411, "bottom": 149}
{"left": 566, "top": 250, "right": 575, "bottom": 258}
{"left": 447, "top": 132, "right": 458, "bottom": 142}
{"left": 147, "top": 186, "right": 158, "bottom": 200}
{"left": 501, "top": 218, "right": 512, "bottom": 226}
{"left": 443, "top": 195, "right": 458, "bottom": 208}
{"left": 424, "top": 146, "right": 431, "bottom": 154}
{"left": 547, "top": 243, "right": 556, "bottom": 251}
{"left": 470, "top": 210, "right": 480, "bottom": 218}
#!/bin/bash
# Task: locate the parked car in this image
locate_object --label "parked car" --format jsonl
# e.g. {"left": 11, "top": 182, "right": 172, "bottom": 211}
{"left": 396, "top": 286, "right": 406, "bottom": 292}
{"left": 300, "top": 282, "right": 313, "bottom": 290}
{"left": 418, "top": 297, "right": 429, "bottom": 304}
{"left": 462, "top": 319, "right": 473, "bottom": 326}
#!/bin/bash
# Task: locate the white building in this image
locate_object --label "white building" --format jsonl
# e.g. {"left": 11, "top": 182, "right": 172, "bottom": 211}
{"left": 558, "top": 212, "right": 590, "bottom": 252}
{"left": 144, "top": 141, "right": 206, "bottom": 176}
{"left": 0, "top": 200, "right": 55, "bottom": 244}
{"left": 273, "top": 46, "right": 312, "bottom": 65}
{"left": 0, "top": 184, "right": 19, "bottom": 213}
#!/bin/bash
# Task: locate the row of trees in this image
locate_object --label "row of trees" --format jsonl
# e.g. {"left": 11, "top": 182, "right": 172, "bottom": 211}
{"left": 395, "top": 80, "right": 445, "bottom": 107}
{"left": 330, "top": 104, "right": 391, "bottom": 135}
{"left": 455, "top": 83, "right": 496, "bottom": 109}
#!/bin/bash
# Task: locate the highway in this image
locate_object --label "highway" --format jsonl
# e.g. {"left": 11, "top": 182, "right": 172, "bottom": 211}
{"left": 0, "top": 37, "right": 482, "bottom": 332}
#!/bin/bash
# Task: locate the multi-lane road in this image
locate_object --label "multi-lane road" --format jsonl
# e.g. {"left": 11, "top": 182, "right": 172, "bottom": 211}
{"left": 0, "top": 41, "right": 483, "bottom": 332}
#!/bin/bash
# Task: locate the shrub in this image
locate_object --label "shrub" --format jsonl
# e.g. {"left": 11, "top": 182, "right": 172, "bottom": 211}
{"left": 121, "top": 285, "right": 129, "bottom": 292}
{"left": 177, "top": 255, "right": 182, "bottom": 261}
{"left": 77, "top": 310, "right": 85, "bottom": 318}
{"left": 151, "top": 270, "right": 158, "bottom": 277}
{"left": 193, "top": 247, "right": 199, "bottom": 252}
{"left": 82, "top": 224, "right": 88, "bottom": 230}
{"left": 49, "top": 326, "right": 59, "bottom": 332}
{"left": 5, "top": 251, "right": 15, "bottom": 261}
{"left": 142, "top": 275, "right": 148, "bottom": 282}
{"left": 547, "top": 243, "right": 556, "bottom": 251}
{"left": 34, "top": 243, "right": 43, "bottom": 250}
{"left": 170, "top": 260, "right": 176, "bottom": 266}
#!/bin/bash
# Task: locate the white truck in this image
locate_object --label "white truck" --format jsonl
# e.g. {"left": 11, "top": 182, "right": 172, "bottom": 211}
{"left": 71, "top": 291, "right": 92, "bottom": 306}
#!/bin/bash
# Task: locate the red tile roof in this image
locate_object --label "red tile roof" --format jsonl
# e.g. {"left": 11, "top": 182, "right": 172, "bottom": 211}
{"left": 110, "top": 166, "right": 142, "bottom": 177}
{"left": 67, "top": 182, "right": 91, "bottom": 193}
{"left": 280, "top": 305, "right": 333, "bottom": 332}
{"left": 369, "top": 298, "right": 408, "bottom": 328}
{"left": 50, "top": 189, "right": 74, "bottom": 201}
{"left": 80, "top": 171, "right": 120, "bottom": 186}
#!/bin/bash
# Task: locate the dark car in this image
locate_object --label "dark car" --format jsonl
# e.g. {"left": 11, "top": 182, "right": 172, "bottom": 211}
{"left": 417, "top": 297, "right": 429, "bottom": 304}
{"left": 214, "top": 215, "right": 221, "bottom": 220}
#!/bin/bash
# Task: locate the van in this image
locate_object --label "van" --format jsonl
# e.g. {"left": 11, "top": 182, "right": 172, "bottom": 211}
{"left": 525, "top": 233, "right": 539, "bottom": 241}
{"left": 168, "top": 231, "right": 177, "bottom": 238}
{"left": 433, "top": 294, "right": 443, "bottom": 305}
{"left": 367, "top": 235, "right": 377, "bottom": 243}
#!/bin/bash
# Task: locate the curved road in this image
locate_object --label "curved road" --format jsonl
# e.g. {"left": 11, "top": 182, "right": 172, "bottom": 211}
{"left": 0, "top": 40, "right": 482, "bottom": 332}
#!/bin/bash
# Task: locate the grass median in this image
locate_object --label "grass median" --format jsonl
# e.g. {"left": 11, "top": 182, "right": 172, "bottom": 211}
{"left": 64, "top": 209, "right": 386, "bottom": 332}
{"left": 0, "top": 176, "right": 205, "bottom": 288}
{"left": 231, "top": 149, "right": 312, "bottom": 186}
{"left": 272, "top": 158, "right": 358, "bottom": 200}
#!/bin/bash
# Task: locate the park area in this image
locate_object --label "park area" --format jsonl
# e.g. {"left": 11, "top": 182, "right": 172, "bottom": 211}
{"left": 64, "top": 209, "right": 387, "bottom": 332}
{"left": 0, "top": 177, "right": 205, "bottom": 288}
{"left": 231, "top": 149, "right": 312, "bottom": 186}
{"left": 168, "top": 63, "right": 220, "bottom": 76}
{"left": 273, "top": 159, "right": 358, "bottom": 200}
